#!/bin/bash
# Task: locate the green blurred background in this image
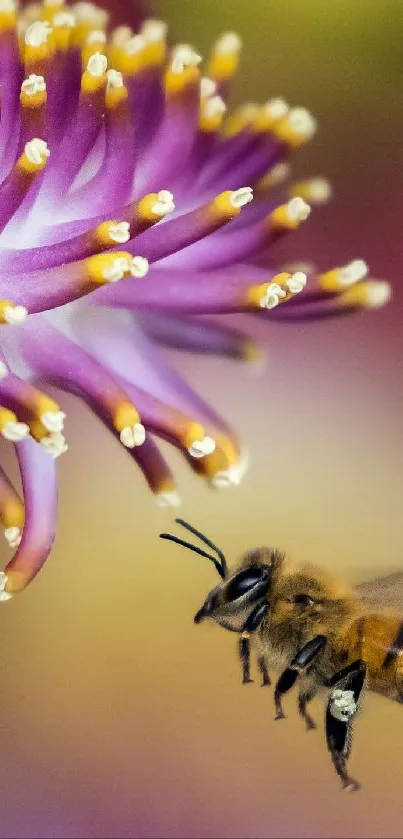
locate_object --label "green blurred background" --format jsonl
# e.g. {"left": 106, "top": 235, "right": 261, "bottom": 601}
{"left": 1, "top": 1, "right": 403, "bottom": 836}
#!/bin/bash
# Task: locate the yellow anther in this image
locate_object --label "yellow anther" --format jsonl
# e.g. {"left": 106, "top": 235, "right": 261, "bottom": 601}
{"left": 319, "top": 260, "right": 368, "bottom": 292}
{"left": 338, "top": 281, "right": 391, "bottom": 310}
{"left": 247, "top": 272, "right": 306, "bottom": 310}
{"left": 113, "top": 401, "right": 141, "bottom": 434}
{"left": 257, "top": 163, "right": 292, "bottom": 192}
{"left": 0, "top": 0, "right": 16, "bottom": 31}
{"left": 85, "top": 252, "right": 134, "bottom": 285}
{"left": 165, "top": 63, "right": 200, "bottom": 97}
{"left": 269, "top": 197, "right": 311, "bottom": 230}
{"left": 136, "top": 191, "right": 175, "bottom": 223}
{"left": 199, "top": 95, "right": 226, "bottom": 132}
{"left": 221, "top": 102, "right": 259, "bottom": 139}
{"left": 211, "top": 188, "right": 253, "bottom": 221}
{"left": 289, "top": 177, "right": 332, "bottom": 205}
{"left": 0, "top": 301, "right": 28, "bottom": 325}
{"left": 207, "top": 32, "right": 241, "bottom": 81}
{"left": 18, "top": 138, "right": 50, "bottom": 173}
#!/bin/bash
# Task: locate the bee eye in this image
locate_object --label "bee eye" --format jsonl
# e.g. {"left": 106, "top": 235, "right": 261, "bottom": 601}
{"left": 226, "top": 567, "right": 269, "bottom": 601}
{"left": 293, "top": 594, "right": 314, "bottom": 607}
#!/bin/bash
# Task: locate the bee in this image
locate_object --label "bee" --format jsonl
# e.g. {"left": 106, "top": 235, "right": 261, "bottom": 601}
{"left": 160, "top": 518, "right": 403, "bottom": 792}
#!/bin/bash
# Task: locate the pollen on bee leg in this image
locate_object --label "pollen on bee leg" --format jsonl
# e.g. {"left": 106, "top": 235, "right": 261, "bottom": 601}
{"left": 319, "top": 259, "right": 369, "bottom": 292}
{"left": 0, "top": 302, "right": 29, "bottom": 325}
{"left": 270, "top": 196, "right": 311, "bottom": 230}
{"left": 0, "top": 407, "right": 30, "bottom": 442}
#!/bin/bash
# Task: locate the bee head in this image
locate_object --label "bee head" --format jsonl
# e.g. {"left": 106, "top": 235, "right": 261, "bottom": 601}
{"left": 159, "top": 521, "right": 280, "bottom": 633}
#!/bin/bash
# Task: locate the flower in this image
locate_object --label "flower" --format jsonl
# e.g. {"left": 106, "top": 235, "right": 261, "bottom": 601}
{"left": 0, "top": 0, "right": 390, "bottom": 599}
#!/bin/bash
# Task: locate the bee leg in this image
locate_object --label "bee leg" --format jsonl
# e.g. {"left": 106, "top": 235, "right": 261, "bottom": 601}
{"left": 238, "top": 635, "right": 253, "bottom": 684}
{"left": 298, "top": 682, "right": 318, "bottom": 730}
{"left": 257, "top": 654, "right": 271, "bottom": 687}
{"left": 274, "top": 635, "right": 327, "bottom": 721}
{"left": 325, "top": 659, "right": 366, "bottom": 792}
{"left": 238, "top": 602, "right": 269, "bottom": 685}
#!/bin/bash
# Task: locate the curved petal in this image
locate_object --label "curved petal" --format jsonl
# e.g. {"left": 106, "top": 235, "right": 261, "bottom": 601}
{"left": 2, "top": 436, "right": 57, "bottom": 596}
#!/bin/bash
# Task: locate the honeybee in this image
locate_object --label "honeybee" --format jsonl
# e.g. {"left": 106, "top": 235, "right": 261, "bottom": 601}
{"left": 160, "top": 519, "right": 403, "bottom": 792}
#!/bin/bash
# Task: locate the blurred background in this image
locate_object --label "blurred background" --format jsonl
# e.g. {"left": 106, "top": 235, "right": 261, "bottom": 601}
{"left": 1, "top": 1, "right": 403, "bottom": 836}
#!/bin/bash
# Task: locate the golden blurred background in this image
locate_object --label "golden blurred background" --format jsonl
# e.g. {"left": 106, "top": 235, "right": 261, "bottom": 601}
{"left": 1, "top": 1, "right": 403, "bottom": 836}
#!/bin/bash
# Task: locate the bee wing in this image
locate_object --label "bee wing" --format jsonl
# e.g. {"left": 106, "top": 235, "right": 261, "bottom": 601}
{"left": 355, "top": 571, "right": 403, "bottom": 614}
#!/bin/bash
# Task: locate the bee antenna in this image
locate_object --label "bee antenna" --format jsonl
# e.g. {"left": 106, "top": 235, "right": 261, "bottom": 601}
{"left": 159, "top": 533, "right": 226, "bottom": 579}
{"left": 174, "top": 518, "right": 228, "bottom": 578}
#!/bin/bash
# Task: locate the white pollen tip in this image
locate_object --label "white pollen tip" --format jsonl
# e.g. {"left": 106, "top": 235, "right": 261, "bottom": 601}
{"left": 53, "top": 11, "right": 76, "bottom": 28}
{"left": 287, "top": 271, "right": 307, "bottom": 294}
{"left": 339, "top": 259, "right": 369, "bottom": 286}
{"left": 86, "top": 29, "right": 107, "bottom": 45}
{"left": 4, "top": 526, "right": 21, "bottom": 549}
{"left": 204, "top": 95, "right": 227, "bottom": 119}
{"left": 266, "top": 162, "right": 291, "bottom": 185}
{"left": 120, "top": 423, "right": 146, "bottom": 448}
{"left": 0, "top": 0, "right": 16, "bottom": 13}
{"left": 260, "top": 282, "right": 286, "bottom": 310}
{"left": 156, "top": 490, "right": 182, "bottom": 508}
{"left": 140, "top": 18, "right": 167, "bottom": 43}
{"left": 215, "top": 31, "right": 242, "bottom": 54}
{"left": 102, "top": 256, "right": 130, "bottom": 283}
{"left": 201, "top": 77, "right": 217, "bottom": 98}
{"left": 21, "top": 73, "right": 46, "bottom": 96}
{"left": 172, "top": 43, "right": 202, "bottom": 69}
{"left": 111, "top": 25, "right": 132, "bottom": 46}
{"left": 288, "top": 107, "right": 317, "bottom": 138}
{"left": 40, "top": 431, "right": 68, "bottom": 458}
{"left": 25, "top": 20, "right": 52, "bottom": 47}
{"left": 0, "top": 571, "right": 12, "bottom": 602}
{"left": 230, "top": 186, "right": 254, "bottom": 209}
{"left": 107, "top": 221, "right": 130, "bottom": 244}
{"left": 151, "top": 190, "right": 175, "bottom": 217}
{"left": 1, "top": 421, "right": 30, "bottom": 442}
{"left": 0, "top": 361, "right": 9, "bottom": 380}
{"left": 264, "top": 97, "right": 289, "bottom": 120}
{"left": 188, "top": 436, "right": 216, "bottom": 459}
{"left": 40, "top": 410, "right": 66, "bottom": 433}
{"left": 130, "top": 256, "right": 149, "bottom": 279}
{"left": 107, "top": 69, "right": 123, "bottom": 89}
{"left": 287, "top": 196, "right": 311, "bottom": 222}
{"left": 44, "top": 0, "right": 63, "bottom": 7}
{"left": 86, "top": 51, "right": 107, "bottom": 77}
{"left": 210, "top": 458, "right": 247, "bottom": 489}
{"left": 366, "top": 281, "right": 392, "bottom": 309}
{"left": 73, "top": 2, "right": 108, "bottom": 27}
{"left": 329, "top": 689, "right": 357, "bottom": 722}
{"left": 306, "top": 177, "right": 332, "bottom": 203}
{"left": 24, "top": 137, "right": 50, "bottom": 166}
{"left": 125, "top": 34, "right": 146, "bottom": 55}
{"left": 3, "top": 304, "right": 28, "bottom": 325}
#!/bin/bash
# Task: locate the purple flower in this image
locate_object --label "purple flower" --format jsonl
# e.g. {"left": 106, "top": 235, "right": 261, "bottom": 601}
{"left": 0, "top": 1, "right": 390, "bottom": 599}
